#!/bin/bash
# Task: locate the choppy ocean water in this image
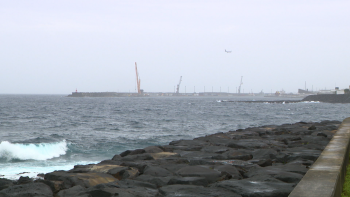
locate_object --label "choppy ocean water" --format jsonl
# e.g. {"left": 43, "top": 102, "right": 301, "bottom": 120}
{"left": 0, "top": 94, "right": 349, "bottom": 179}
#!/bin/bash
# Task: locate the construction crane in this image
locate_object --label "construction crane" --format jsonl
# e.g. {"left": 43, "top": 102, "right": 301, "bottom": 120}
{"left": 176, "top": 76, "right": 182, "bottom": 94}
{"left": 135, "top": 62, "right": 141, "bottom": 94}
{"left": 238, "top": 76, "right": 243, "bottom": 94}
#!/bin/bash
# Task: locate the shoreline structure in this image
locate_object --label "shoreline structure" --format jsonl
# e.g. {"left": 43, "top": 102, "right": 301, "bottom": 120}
{"left": 0, "top": 119, "right": 346, "bottom": 196}
{"left": 67, "top": 92, "right": 350, "bottom": 103}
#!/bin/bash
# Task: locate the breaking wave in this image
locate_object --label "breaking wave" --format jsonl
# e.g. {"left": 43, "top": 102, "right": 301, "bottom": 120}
{"left": 0, "top": 140, "right": 68, "bottom": 161}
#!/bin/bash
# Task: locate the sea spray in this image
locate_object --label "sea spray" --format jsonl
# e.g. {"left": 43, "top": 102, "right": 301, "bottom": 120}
{"left": 0, "top": 140, "right": 68, "bottom": 161}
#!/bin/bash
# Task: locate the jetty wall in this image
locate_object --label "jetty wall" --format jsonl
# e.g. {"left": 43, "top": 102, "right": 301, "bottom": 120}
{"left": 302, "top": 94, "right": 350, "bottom": 103}
{"left": 289, "top": 117, "right": 350, "bottom": 197}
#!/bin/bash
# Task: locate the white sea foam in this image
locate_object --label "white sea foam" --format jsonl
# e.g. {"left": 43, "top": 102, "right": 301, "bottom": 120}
{"left": 300, "top": 101, "right": 320, "bottom": 103}
{"left": 0, "top": 160, "right": 99, "bottom": 180}
{"left": 0, "top": 140, "right": 68, "bottom": 160}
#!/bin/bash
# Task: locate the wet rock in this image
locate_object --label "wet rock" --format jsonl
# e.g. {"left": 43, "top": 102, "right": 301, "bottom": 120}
{"left": 212, "top": 177, "right": 295, "bottom": 197}
{"left": 121, "top": 167, "right": 139, "bottom": 179}
{"left": 144, "top": 146, "right": 164, "bottom": 153}
{"left": 195, "top": 136, "right": 233, "bottom": 146}
{"left": 57, "top": 185, "right": 87, "bottom": 197}
{"left": 44, "top": 171, "right": 118, "bottom": 189}
{"left": 0, "top": 182, "right": 53, "bottom": 197}
{"left": 0, "top": 178, "right": 13, "bottom": 191}
{"left": 308, "top": 125, "right": 316, "bottom": 130}
{"left": 16, "top": 176, "right": 32, "bottom": 185}
{"left": 120, "top": 149, "right": 146, "bottom": 157}
{"left": 245, "top": 165, "right": 304, "bottom": 183}
{"left": 168, "top": 176, "right": 209, "bottom": 186}
{"left": 214, "top": 165, "right": 242, "bottom": 179}
{"left": 121, "top": 153, "right": 154, "bottom": 161}
{"left": 176, "top": 166, "right": 221, "bottom": 183}
{"left": 257, "top": 159, "right": 273, "bottom": 167}
{"left": 252, "top": 149, "right": 278, "bottom": 160}
{"left": 116, "top": 179, "right": 157, "bottom": 189}
{"left": 106, "top": 166, "right": 129, "bottom": 179}
{"left": 143, "top": 166, "right": 173, "bottom": 177}
{"left": 13, "top": 120, "right": 339, "bottom": 196}
{"left": 58, "top": 183, "right": 160, "bottom": 197}
{"left": 218, "top": 150, "right": 252, "bottom": 161}
{"left": 169, "top": 139, "right": 209, "bottom": 147}
{"left": 135, "top": 175, "right": 171, "bottom": 187}
{"left": 200, "top": 145, "right": 232, "bottom": 154}
{"left": 159, "top": 184, "right": 241, "bottom": 197}
{"left": 227, "top": 139, "right": 269, "bottom": 149}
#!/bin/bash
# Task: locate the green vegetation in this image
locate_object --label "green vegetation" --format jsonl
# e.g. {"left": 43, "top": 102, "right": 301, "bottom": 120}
{"left": 342, "top": 163, "right": 350, "bottom": 197}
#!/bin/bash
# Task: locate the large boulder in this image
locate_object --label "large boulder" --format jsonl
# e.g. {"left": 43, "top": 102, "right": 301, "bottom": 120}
{"left": 144, "top": 146, "right": 164, "bottom": 153}
{"left": 168, "top": 176, "right": 209, "bottom": 186}
{"left": 245, "top": 165, "right": 304, "bottom": 183}
{"left": 220, "top": 150, "right": 253, "bottom": 161}
{"left": 143, "top": 166, "right": 173, "bottom": 177}
{"left": 159, "top": 184, "right": 241, "bottom": 197}
{"left": 227, "top": 139, "right": 269, "bottom": 149}
{"left": 0, "top": 182, "right": 53, "bottom": 197}
{"left": 135, "top": 175, "right": 172, "bottom": 187}
{"left": 200, "top": 146, "right": 232, "bottom": 154}
{"left": 57, "top": 184, "right": 160, "bottom": 197}
{"left": 176, "top": 166, "right": 221, "bottom": 183}
{"left": 252, "top": 149, "right": 278, "bottom": 160}
{"left": 44, "top": 171, "right": 118, "bottom": 189}
{"left": 214, "top": 165, "right": 242, "bottom": 180}
{"left": 0, "top": 178, "right": 13, "bottom": 191}
{"left": 56, "top": 185, "right": 88, "bottom": 197}
{"left": 212, "top": 177, "right": 295, "bottom": 197}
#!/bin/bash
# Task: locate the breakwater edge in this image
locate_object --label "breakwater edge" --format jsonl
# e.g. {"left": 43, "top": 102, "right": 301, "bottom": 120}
{"left": 0, "top": 119, "right": 342, "bottom": 196}
{"left": 1, "top": 95, "right": 350, "bottom": 195}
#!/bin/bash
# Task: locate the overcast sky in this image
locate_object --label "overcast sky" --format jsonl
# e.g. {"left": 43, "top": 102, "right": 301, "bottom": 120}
{"left": 1, "top": 0, "right": 349, "bottom": 94}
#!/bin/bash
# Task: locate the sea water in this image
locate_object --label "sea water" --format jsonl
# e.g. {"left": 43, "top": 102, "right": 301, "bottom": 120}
{"left": 0, "top": 94, "right": 349, "bottom": 179}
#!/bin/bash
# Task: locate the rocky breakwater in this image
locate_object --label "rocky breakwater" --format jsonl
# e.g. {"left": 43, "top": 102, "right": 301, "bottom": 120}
{"left": 0, "top": 120, "right": 341, "bottom": 197}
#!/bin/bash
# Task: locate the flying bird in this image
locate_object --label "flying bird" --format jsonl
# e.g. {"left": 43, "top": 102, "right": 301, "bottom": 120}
{"left": 225, "top": 49, "right": 232, "bottom": 53}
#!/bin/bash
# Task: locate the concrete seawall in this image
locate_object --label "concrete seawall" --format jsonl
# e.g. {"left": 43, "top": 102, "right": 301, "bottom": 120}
{"left": 289, "top": 117, "right": 350, "bottom": 197}
{"left": 302, "top": 94, "right": 350, "bottom": 103}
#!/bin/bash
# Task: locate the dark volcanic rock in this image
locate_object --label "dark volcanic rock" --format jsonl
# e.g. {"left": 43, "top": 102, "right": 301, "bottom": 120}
{"left": 22, "top": 120, "right": 339, "bottom": 197}
{"left": 228, "top": 139, "right": 269, "bottom": 149}
{"left": 220, "top": 150, "right": 253, "bottom": 160}
{"left": 143, "top": 166, "right": 173, "bottom": 177}
{"left": 135, "top": 174, "right": 171, "bottom": 187}
{"left": 160, "top": 184, "right": 241, "bottom": 197}
{"left": 176, "top": 166, "right": 221, "bottom": 183}
{"left": 44, "top": 171, "right": 118, "bottom": 189}
{"left": 214, "top": 165, "right": 242, "bottom": 179}
{"left": 0, "top": 178, "right": 13, "bottom": 191}
{"left": 212, "top": 178, "right": 295, "bottom": 197}
{"left": 168, "top": 176, "right": 209, "bottom": 186}
{"left": 0, "top": 182, "right": 53, "bottom": 197}
{"left": 16, "top": 176, "right": 32, "bottom": 184}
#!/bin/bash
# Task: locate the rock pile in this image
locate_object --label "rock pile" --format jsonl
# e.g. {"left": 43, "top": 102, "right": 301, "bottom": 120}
{"left": 0, "top": 120, "right": 341, "bottom": 197}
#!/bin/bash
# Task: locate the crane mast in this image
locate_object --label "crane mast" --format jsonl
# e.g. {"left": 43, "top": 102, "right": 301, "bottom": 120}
{"left": 135, "top": 62, "right": 141, "bottom": 94}
{"left": 176, "top": 76, "right": 182, "bottom": 94}
{"left": 238, "top": 76, "right": 243, "bottom": 94}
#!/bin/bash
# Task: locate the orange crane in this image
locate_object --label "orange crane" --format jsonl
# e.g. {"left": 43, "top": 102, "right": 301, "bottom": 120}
{"left": 135, "top": 62, "right": 141, "bottom": 94}
{"left": 176, "top": 76, "right": 182, "bottom": 94}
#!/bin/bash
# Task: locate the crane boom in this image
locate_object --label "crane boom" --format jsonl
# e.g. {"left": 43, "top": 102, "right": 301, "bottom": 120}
{"left": 176, "top": 76, "right": 182, "bottom": 94}
{"left": 135, "top": 62, "right": 141, "bottom": 94}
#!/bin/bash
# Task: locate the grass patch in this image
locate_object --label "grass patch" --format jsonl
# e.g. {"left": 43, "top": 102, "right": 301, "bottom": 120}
{"left": 342, "top": 163, "right": 350, "bottom": 197}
